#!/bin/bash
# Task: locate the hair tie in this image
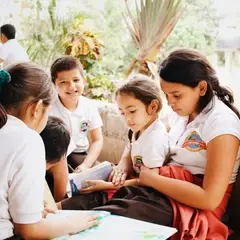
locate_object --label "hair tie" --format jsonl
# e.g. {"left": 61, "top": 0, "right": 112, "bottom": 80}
{"left": 0, "top": 70, "right": 11, "bottom": 94}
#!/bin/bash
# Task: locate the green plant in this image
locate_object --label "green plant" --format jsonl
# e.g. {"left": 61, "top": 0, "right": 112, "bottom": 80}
{"left": 162, "top": 0, "right": 220, "bottom": 58}
{"left": 19, "top": 0, "right": 220, "bottom": 101}
{"left": 62, "top": 15, "right": 104, "bottom": 72}
{"left": 20, "top": 0, "right": 69, "bottom": 69}
{"left": 123, "top": 0, "right": 183, "bottom": 77}
{"left": 83, "top": 0, "right": 137, "bottom": 79}
{"left": 84, "top": 75, "right": 115, "bottom": 101}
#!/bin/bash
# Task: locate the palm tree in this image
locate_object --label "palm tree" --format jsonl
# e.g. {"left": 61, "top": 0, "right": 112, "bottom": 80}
{"left": 123, "top": 0, "right": 183, "bottom": 78}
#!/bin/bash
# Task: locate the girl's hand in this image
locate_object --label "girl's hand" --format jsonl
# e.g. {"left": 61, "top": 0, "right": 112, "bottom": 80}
{"left": 109, "top": 160, "right": 133, "bottom": 186}
{"left": 139, "top": 166, "right": 159, "bottom": 187}
{"left": 42, "top": 207, "right": 56, "bottom": 218}
{"left": 109, "top": 165, "right": 128, "bottom": 186}
{"left": 80, "top": 180, "right": 110, "bottom": 194}
{"left": 68, "top": 214, "right": 99, "bottom": 234}
{"left": 109, "top": 147, "right": 133, "bottom": 186}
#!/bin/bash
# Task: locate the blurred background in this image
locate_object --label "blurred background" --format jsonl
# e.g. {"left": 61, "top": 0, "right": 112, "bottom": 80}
{"left": 1, "top": 0, "right": 240, "bottom": 106}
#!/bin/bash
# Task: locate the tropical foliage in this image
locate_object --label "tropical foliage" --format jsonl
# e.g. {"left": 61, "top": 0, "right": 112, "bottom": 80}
{"left": 162, "top": 0, "right": 219, "bottom": 58}
{"left": 123, "top": 0, "right": 183, "bottom": 77}
{"left": 21, "top": 0, "right": 69, "bottom": 68}
{"left": 17, "top": 0, "right": 219, "bottom": 101}
{"left": 62, "top": 15, "right": 104, "bottom": 72}
{"left": 84, "top": 75, "right": 115, "bottom": 101}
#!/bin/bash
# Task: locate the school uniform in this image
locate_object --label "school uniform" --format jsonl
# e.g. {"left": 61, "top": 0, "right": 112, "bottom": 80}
{"left": 61, "top": 96, "right": 240, "bottom": 234}
{"left": 49, "top": 96, "right": 103, "bottom": 168}
{"left": 0, "top": 115, "right": 45, "bottom": 239}
{"left": 0, "top": 39, "right": 29, "bottom": 69}
{"left": 168, "top": 96, "right": 240, "bottom": 183}
{"left": 130, "top": 119, "right": 169, "bottom": 173}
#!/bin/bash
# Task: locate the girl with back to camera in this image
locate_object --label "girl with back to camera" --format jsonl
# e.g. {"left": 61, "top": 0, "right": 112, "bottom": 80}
{"left": 0, "top": 63, "right": 98, "bottom": 240}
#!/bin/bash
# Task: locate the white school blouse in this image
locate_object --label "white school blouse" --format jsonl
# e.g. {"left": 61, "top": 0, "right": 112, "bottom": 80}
{"left": 131, "top": 119, "right": 169, "bottom": 173}
{"left": 49, "top": 96, "right": 103, "bottom": 153}
{"left": 0, "top": 39, "right": 29, "bottom": 69}
{"left": 168, "top": 96, "right": 240, "bottom": 183}
{"left": 0, "top": 115, "right": 45, "bottom": 239}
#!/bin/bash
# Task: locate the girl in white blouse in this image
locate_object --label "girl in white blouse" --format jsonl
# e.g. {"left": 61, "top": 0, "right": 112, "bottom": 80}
{"left": 0, "top": 63, "right": 98, "bottom": 239}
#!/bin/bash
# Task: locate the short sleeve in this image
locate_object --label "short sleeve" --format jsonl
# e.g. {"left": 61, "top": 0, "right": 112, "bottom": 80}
{"left": 0, "top": 45, "right": 8, "bottom": 60}
{"left": 202, "top": 113, "right": 240, "bottom": 144}
{"left": 142, "top": 131, "right": 169, "bottom": 168}
{"left": 89, "top": 102, "right": 103, "bottom": 130}
{"left": 8, "top": 132, "right": 46, "bottom": 224}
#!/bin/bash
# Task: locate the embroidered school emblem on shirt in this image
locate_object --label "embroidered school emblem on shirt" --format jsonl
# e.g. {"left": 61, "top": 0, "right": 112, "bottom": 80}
{"left": 182, "top": 131, "right": 206, "bottom": 152}
{"left": 80, "top": 120, "right": 90, "bottom": 133}
{"left": 134, "top": 156, "right": 144, "bottom": 168}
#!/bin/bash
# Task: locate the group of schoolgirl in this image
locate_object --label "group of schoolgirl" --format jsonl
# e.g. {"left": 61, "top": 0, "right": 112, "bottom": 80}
{"left": 1, "top": 48, "right": 240, "bottom": 239}
{"left": 0, "top": 55, "right": 170, "bottom": 239}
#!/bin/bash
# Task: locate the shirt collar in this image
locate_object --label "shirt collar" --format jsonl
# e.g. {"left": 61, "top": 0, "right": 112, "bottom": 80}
{"left": 56, "top": 96, "right": 70, "bottom": 114}
{"left": 191, "top": 95, "right": 217, "bottom": 124}
{"left": 56, "top": 96, "right": 83, "bottom": 117}
{"left": 134, "top": 118, "right": 160, "bottom": 142}
{"left": 7, "top": 114, "right": 28, "bottom": 127}
{"left": 174, "top": 95, "right": 217, "bottom": 128}
{"left": 4, "top": 39, "right": 17, "bottom": 45}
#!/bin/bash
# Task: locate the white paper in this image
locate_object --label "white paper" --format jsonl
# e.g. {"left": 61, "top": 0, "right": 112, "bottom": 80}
{"left": 48, "top": 210, "right": 177, "bottom": 240}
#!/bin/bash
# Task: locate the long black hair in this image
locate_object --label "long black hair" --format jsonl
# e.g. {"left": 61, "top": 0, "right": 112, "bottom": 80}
{"left": 159, "top": 48, "right": 240, "bottom": 118}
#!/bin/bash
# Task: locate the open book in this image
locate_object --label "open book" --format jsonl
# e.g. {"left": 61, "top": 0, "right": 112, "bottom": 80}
{"left": 67, "top": 161, "right": 113, "bottom": 196}
{"left": 48, "top": 210, "right": 177, "bottom": 240}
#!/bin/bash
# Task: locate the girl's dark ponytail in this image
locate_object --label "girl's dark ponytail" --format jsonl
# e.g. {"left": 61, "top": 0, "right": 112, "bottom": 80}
{"left": 0, "top": 70, "right": 11, "bottom": 129}
{"left": 211, "top": 76, "right": 240, "bottom": 119}
{"left": 0, "top": 104, "right": 7, "bottom": 129}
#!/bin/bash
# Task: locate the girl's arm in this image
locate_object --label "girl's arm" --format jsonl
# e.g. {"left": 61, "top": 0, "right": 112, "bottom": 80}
{"left": 80, "top": 178, "right": 139, "bottom": 194}
{"left": 14, "top": 214, "right": 99, "bottom": 239}
{"left": 49, "top": 158, "right": 69, "bottom": 202}
{"left": 11, "top": 134, "right": 99, "bottom": 239}
{"left": 75, "top": 127, "right": 103, "bottom": 172}
{"left": 139, "top": 134, "right": 239, "bottom": 210}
